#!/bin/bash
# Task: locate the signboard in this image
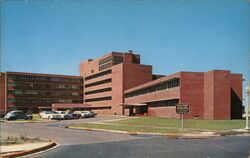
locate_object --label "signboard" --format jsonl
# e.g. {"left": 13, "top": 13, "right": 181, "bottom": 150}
{"left": 176, "top": 104, "right": 189, "bottom": 114}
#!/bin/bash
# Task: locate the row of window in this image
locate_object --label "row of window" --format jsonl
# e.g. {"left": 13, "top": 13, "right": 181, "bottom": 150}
{"left": 8, "top": 98, "right": 83, "bottom": 104}
{"left": 99, "top": 55, "right": 124, "bottom": 66}
{"left": 147, "top": 99, "right": 179, "bottom": 107}
{"left": 85, "top": 87, "right": 112, "bottom": 95}
{"left": 99, "top": 62, "right": 112, "bottom": 71}
{"left": 7, "top": 74, "right": 83, "bottom": 83}
{"left": 85, "top": 96, "right": 112, "bottom": 102}
{"left": 85, "top": 78, "right": 112, "bottom": 88}
{"left": 99, "top": 56, "right": 113, "bottom": 65}
{"left": 8, "top": 82, "right": 83, "bottom": 90}
{"left": 85, "top": 69, "right": 112, "bottom": 81}
{"left": 8, "top": 90, "right": 82, "bottom": 97}
{"left": 125, "top": 79, "right": 180, "bottom": 98}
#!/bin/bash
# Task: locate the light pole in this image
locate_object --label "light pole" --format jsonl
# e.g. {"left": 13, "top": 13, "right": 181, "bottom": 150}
{"left": 245, "top": 84, "right": 250, "bottom": 130}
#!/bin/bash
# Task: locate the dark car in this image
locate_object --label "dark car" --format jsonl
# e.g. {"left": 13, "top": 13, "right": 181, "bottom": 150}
{"left": 64, "top": 112, "right": 81, "bottom": 119}
{"left": 4, "top": 110, "right": 33, "bottom": 121}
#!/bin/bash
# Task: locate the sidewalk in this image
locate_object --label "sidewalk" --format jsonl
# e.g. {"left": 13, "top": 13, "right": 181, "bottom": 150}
{"left": 1, "top": 142, "right": 50, "bottom": 153}
{"left": 0, "top": 141, "right": 56, "bottom": 158}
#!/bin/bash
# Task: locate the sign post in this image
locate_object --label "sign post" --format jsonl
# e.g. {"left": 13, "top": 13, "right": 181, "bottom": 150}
{"left": 176, "top": 104, "right": 189, "bottom": 130}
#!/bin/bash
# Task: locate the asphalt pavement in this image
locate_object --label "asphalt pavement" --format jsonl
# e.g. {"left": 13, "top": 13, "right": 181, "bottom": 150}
{"left": 1, "top": 116, "right": 250, "bottom": 158}
{"left": 24, "top": 136, "right": 250, "bottom": 158}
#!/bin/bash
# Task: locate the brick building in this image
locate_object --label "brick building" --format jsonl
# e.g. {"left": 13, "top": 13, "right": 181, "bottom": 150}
{"left": 0, "top": 72, "right": 83, "bottom": 113}
{"left": 0, "top": 51, "right": 243, "bottom": 119}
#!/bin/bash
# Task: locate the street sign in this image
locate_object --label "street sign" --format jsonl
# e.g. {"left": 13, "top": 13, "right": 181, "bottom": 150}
{"left": 176, "top": 104, "right": 189, "bottom": 114}
{"left": 176, "top": 104, "right": 189, "bottom": 130}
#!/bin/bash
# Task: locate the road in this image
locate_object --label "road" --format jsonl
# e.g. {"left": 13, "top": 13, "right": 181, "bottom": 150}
{"left": 1, "top": 116, "right": 250, "bottom": 158}
{"left": 25, "top": 136, "right": 250, "bottom": 158}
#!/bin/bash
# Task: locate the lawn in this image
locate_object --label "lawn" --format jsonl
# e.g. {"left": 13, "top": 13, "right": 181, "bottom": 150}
{"left": 69, "top": 117, "right": 246, "bottom": 134}
{"left": 110, "top": 117, "right": 245, "bottom": 130}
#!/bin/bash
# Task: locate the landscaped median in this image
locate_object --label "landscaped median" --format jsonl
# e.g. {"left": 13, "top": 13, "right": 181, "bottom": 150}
{"left": 67, "top": 117, "right": 250, "bottom": 138}
{"left": 0, "top": 135, "right": 56, "bottom": 158}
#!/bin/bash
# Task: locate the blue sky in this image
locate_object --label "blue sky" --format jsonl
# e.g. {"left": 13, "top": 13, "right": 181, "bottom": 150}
{"left": 1, "top": 0, "right": 249, "bottom": 86}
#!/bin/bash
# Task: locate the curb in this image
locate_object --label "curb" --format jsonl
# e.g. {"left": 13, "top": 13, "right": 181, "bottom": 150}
{"left": 67, "top": 126, "right": 218, "bottom": 139}
{"left": 68, "top": 126, "right": 250, "bottom": 139}
{"left": 0, "top": 141, "right": 57, "bottom": 158}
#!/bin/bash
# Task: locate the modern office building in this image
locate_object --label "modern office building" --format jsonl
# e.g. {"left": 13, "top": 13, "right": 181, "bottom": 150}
{"left": 0, "top": 50, "right": 243, "bottom": 119}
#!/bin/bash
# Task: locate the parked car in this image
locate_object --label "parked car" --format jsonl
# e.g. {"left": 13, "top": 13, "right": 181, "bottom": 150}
{"left": 64, "top": 112, "right": 81, "bottom": 119}
{"left": 55, "top": 111, "right": 70, "bottom": 120}
{"left": 4, "top": 110, "right": 33, "bottom": 121}
{"left": 86, "top": 111, "right": 96, "bottom": 118}
{"left": 39, "top": 111, "right": 61, "bottom": 120}
{"left": 73, "top": 111, "right": 96, "bottom": 118}
{"left": 73, "top": 111, "right": 88, "bottom": 118}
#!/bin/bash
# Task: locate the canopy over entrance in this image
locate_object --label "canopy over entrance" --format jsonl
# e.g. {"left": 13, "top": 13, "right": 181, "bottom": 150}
{"left": 119, "top": 103, "right": 148, "bottom": 116}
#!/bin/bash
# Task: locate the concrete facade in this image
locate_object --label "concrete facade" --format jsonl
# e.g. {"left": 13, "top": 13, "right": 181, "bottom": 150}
{"left": 0, "top": 51, "right": 243, "bottom": 119}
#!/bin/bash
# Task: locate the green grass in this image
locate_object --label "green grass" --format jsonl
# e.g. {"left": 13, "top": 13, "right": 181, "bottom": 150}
{"left": 69, "top": 117, "right": 245, "bottom": 134}
{"left": 32, "top": 114, "right": 41, "bottom": 120}
{"left": 111, "top": 117, "right": 245, "bottom": 130}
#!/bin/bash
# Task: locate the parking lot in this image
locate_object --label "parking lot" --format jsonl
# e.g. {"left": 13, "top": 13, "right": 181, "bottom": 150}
{"left": 0, "top": 115, "right": 142, "bottom": 145}
{"left": 1, "top": 115, "right": 250, "bottom": 158}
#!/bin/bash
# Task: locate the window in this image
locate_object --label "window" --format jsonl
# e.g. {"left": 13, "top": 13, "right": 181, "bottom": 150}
{"left": 125, "top": 78, "right": 180, "bottom": 98}
{"left": 85, "top": 96, "right": 112, "bottom": 102}
{"left": 7, "top": 82, "right": 16, "bottom": 87}
{"left": 99, "top": 62, "right": 112, "bottom": 71}
{"left": 85, "top": 78, "right": 112, "bottom": 88}
{"left": 7, "top": 98, "right": 16, "bottom": 103}
{"left": 85, "top": 69, "right": 112, "bottom": 81}
{"left": 85, "top": 87, "right": 112, "bottom": 95}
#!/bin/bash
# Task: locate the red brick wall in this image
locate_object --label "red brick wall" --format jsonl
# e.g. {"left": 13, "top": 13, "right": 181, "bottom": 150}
{"left": 111, "top": 63, "right": 153, "bottom": 115}
{"left": 204, "top": 71, "right": 215, "bottom": 119}
{"left": 180, "top": 72, "right": 204, "bottom": 119}
{"left": 123, "top": 63, "right": 152, "bottom": 90}
{"left": 123, "top": 53, "right": 133, "bottom": 63}
{"left": 148, "top": 107, "right": 179, "bottom": 118}
{"left": 230, "top": 74, "right": 242, "bottom": 101}
{"left": 111, "top": 64, "right": 124, "bottom": 114}
{"left": 213, "top": 71, "right": 231, "bottom": 119}
{"left": 204, "top": 70, "right": 232, "bottom": 120}
{"left": 0, "top": 73, "right": 6, "bottom": 111}
{"left": 80, "top": 59, "right": 100, "bottom": 77}
{"left": 230, "top": 74, "right": 243, "bottom": 119}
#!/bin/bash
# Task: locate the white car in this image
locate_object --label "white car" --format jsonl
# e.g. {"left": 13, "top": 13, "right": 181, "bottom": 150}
{"left": 55, "top": 111, "right": 71, "bottom": 119}
{"left": 73, "top": 111, "right": 89, "bottom": 118}
{"left": 39, "top": 111, "right": 61, "bottom": 120}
